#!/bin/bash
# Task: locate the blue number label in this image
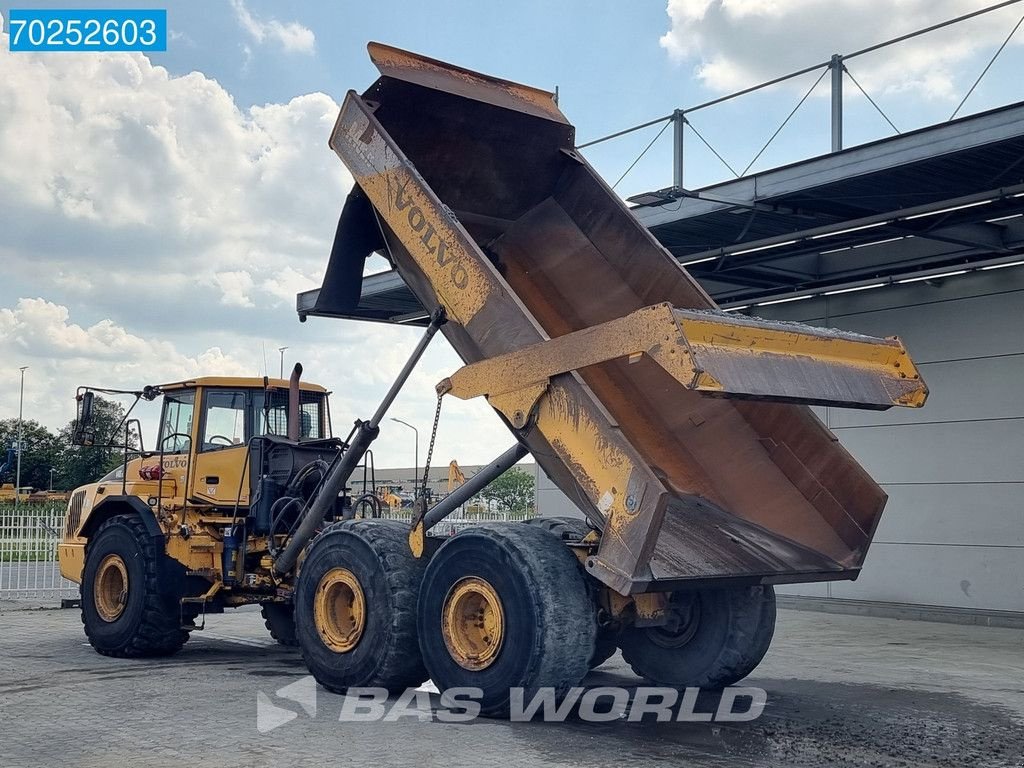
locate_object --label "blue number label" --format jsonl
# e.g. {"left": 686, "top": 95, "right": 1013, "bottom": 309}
{"left": 8, "top": 9, "right": 167, "bottom": 52}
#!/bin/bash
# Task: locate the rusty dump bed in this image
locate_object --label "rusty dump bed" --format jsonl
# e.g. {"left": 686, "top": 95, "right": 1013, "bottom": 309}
{"left": 312, "top": 43, "right": 928, "bottom": 595}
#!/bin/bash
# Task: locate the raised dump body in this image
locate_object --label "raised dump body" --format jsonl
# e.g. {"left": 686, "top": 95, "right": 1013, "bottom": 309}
{"left": 312, "top": 43, "right": 927, "bottom": 596}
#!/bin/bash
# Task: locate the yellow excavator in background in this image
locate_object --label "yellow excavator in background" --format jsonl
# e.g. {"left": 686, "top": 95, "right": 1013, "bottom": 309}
{"left": 0, "top": 485, "right": 69, "bottom": 504}
{"left": 447, "top": 460, "right": 466, "bottom": 494}
{"left": 375, "top": 484, "right": 407, "bottom": 511}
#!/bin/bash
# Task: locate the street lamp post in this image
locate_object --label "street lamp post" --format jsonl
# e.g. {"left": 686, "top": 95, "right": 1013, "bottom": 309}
{"left": 278, "top": 347, "right": 288, "bottom": 379}
{"left": 389, "top": 418, "right": 419, "bottom": 498}
{"left": 49, "top": 468, "right": 55, "bottom": 492}
{"left": 15, "top": 366, "right": 27, "bottom": 510}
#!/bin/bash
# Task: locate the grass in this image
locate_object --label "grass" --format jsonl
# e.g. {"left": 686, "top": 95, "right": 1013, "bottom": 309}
{"left": 0, "top": 503, "right": 64, "bottom": 563}
{"left": 0, "top": 501, "right": 67, "bottom": 517}
{"left": 0, "top": 551, "right": 52, "bottom": 563}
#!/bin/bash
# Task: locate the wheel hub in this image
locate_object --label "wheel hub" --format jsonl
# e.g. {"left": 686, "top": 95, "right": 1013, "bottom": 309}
{"left": 314, "top": 567, "right": 366, "bottom": 653}
{"left": 646, "top": 593, "right": 701, "bottom": 649}
{"left": 94, "top": 554, "right": 128, "bottom": 622}
{"left": 442, "top": 577, "right": 505, "bottom": 671}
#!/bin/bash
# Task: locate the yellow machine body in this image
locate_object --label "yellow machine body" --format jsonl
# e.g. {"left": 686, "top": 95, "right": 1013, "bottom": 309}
{"left": 58, "top": 377, "right": 332, "bottom": 603}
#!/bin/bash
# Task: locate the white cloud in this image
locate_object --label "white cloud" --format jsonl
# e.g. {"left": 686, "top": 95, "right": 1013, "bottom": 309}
{"left": 261, "top": 265, "right": 320, "bottom": 304}
{"left": 0, "top": 25, "right": 350, "bottom": 317}
{"left": 215, "top": 270, "right": 256, "bottom": 308}
{"left": 168, "top": 29, "right": 196, "bottom": 48}
{"left": 0, "top": 292, "right": 514, "bottom": 468}
{"left": 230, "top": 0, "right": 316, "bottom": 55}
{"left": 660, "top": 0, "right": 1021, "bottom": 99}
{"left": 0, "top": 299, "right": 248, "bottom": 374}
{"left": 0, "top": 298, "right": 252, "bottom": 430}
{"left": 0, "top": 17, "right": 519, "bottom": 469}
{"left": 0, "top": 20, "right": 335, "bottom": 403}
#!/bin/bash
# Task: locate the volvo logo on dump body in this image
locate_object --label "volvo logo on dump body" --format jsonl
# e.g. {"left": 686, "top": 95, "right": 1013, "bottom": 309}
{"left": 393, "top": 179, "right": 469, "bottom": 290}
{"left": 333, "top": 99, "right": 488, "bottom": 318}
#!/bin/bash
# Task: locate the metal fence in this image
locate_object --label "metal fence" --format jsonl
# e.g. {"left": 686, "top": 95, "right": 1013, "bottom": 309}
{"left": 0, "top": 504, "right": 78, "bottom": 601}
{"left": 380, "top": 507, "right": 535, "bottom": 536}
{"left": 0, "top": 502, "right": 534, "bottom": 602}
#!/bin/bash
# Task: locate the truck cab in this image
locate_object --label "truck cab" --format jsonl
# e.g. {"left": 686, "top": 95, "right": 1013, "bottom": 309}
{"left": 154, "top": 377, "right": 330, "bottom": 509}
{"left": 59, "top": 375, "right": 344, "bottom": 655}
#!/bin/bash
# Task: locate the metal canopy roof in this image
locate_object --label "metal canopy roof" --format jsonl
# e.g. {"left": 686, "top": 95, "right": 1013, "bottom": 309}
{"left": 632, "top": 101, "right": 1024, "bottom": 306}
{"left": 297, "top": 101, "right": 1024, "bottom": 324}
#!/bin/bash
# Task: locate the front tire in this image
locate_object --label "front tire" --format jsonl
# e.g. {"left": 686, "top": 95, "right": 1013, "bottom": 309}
{"left": 618, "top": 585, "right": 776, "bottom": 688}
{"left": 417, "top": 523, "right": 596, "bottom": 718}
{"left": 81, "top": 515, "right": 190, "bottom": 658}
{"left": 294, "top": 520, "right": 427, "bottom": 693}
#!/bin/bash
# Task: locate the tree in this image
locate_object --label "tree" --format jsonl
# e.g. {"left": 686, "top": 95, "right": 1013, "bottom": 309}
{"left": 57, "top": 396, "right": 133, "bottom": 490}
{"left": 479, "top": 467, "right": 535, "bottom": 514}
{"left": 0, "top": 419, "right": 62, "bottom": 490}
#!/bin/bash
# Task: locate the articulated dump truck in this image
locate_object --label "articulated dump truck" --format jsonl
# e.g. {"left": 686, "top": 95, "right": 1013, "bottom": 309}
{"left": 59, "top": 43, "right": 927, "bottom": 719}
{"left": 285, "top": 43, "right": 928, "bottom": 716}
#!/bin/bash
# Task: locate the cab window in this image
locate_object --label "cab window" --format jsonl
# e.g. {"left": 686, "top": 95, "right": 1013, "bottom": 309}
{"left": 298, "top": 400, "right": 325, "bottom": 439}
{"left": 99, "top": 464, "right": 125, "bottom": 483}
{"left": 201, "top": 390, "right": 246, "bottom": 451}
{"left": 254, "top": 390, "right": 289, "bottom": 437}
{"left": 159, "top": 390, "right": 195, "bottom": 454}
{"left": 253, "top": 390, "right": 327, "bottom": 439}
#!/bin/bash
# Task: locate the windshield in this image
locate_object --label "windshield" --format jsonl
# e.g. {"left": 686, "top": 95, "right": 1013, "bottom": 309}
{"left": 99, "top": 464, "right": 125, "bottom": 483}
{"left": 158, "top": 390, "right": 195, "bottom": 453}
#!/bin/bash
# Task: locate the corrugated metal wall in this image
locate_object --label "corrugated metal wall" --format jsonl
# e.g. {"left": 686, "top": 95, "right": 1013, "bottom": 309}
{"left": 533, "top": 464, "right": 581, "bottom": 519}
{"left": 757, "top": 267, "right": 1024, "bottom": 613}
{"left": 536, "top": 267, "right": 1024, "bottom": 614}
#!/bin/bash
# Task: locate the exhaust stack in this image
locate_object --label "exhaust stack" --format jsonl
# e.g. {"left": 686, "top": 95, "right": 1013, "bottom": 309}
{"left": 288, "top": 363, "right": 303, "bottom": 441}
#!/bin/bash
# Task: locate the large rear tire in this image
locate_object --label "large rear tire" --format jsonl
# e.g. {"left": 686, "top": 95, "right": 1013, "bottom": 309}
{"left": 523, "top": 516, "right": 616, "bottom": 669}
{"left": 294, "top": 519, "right": 427, "bottom": 693}
{"left": 417, "top": 523, "right": 596, "bottom": 718}
{"left": 81, "top": 515, "right": 191, "bottom": 658}
{"left": 523, "top": 515, "right": 595, "bottom": 540}
{"left": 618, "top": 585, "right": 776, "bottom": 688}
{"left": 261, "top": 602, "right": 298, "bottom": 647}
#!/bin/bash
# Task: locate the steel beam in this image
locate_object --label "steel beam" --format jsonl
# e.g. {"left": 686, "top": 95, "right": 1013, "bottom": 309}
{"left": 831, "top": 55, "right": 843, "bottom": 152}
{"left": 673, "top": 110, "right": 685, "bottom": 190}
{"left": 668, "top": 183, "right": 1024, "bottom": 264}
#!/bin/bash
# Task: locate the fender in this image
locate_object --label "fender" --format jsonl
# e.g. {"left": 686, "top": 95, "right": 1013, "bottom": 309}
{"left": 80, "top": 496, "right": 190, "bottom": 599}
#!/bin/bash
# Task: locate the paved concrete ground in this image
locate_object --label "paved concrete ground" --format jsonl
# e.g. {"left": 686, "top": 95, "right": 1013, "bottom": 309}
{"left": 0, "top": 602, "right": 1021, "bottom": 768}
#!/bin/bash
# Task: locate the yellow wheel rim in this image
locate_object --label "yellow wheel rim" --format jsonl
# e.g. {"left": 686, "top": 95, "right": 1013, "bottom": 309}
{"left": 442, "top": 577, "right": 505, "bottom": 671}
{"left": 94, "top": 554, "right": 128, "bottom": 622}
{"left": 313, "top": 568, "right": 366, "bottom": 653}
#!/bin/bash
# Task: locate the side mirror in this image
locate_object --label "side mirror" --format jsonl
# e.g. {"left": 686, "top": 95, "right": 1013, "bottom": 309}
{"left": 73, "top": 391, "right": 96, "bottom": 446}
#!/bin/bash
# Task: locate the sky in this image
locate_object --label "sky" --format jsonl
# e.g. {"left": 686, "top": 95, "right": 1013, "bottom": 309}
{"left": 1, "top": 0, "right": 1023, "bottom": 475}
